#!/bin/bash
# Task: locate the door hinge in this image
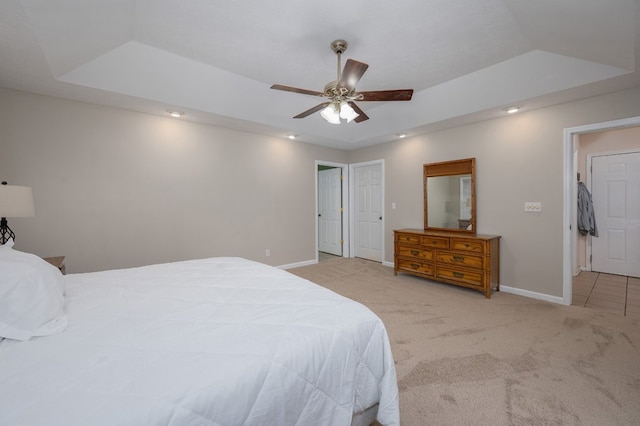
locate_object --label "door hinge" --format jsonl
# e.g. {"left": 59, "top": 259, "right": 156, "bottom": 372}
{"left": 340, "top": 207, "right": 344, "bottom": 212}
{"left": 340, "top": 239, "right": 344, "bottom": 245}
{"left": 340, "top": 174, "right": 344, "bottom": 181}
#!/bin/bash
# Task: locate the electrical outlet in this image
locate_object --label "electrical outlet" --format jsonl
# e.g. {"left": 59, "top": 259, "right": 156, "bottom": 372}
{"left": 524, "top": 202, "right": 542, "bottom": 212}
{"left": 265, "top": 249, "right": 270, "bottom": 257}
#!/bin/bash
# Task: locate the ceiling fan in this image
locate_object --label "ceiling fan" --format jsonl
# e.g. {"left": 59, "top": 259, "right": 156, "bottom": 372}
{"left": 271, "top": 39, "right": 413, "bottom": 124}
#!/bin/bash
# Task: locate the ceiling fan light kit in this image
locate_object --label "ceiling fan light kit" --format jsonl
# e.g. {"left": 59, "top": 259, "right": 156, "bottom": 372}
{"left": 339, "top": 102, "right": 359, "bottom": 122}
{"left": 320, "top": 101, "right": 359, "bottom": 124}
{"left": 320, "top": 104, "right": 341, "bottom": 124}
{"left": 271, "top": 39, "right": 413, "bottom": 125}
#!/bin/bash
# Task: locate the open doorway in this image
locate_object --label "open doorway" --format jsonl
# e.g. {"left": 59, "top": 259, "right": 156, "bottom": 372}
{"left": 563, "top": 116, "right": 640, "bottom": 305}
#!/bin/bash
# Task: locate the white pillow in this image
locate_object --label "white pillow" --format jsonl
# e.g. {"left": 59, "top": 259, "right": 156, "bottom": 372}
{"left": 0, "top": 240, "right": 68, "bottom": 340}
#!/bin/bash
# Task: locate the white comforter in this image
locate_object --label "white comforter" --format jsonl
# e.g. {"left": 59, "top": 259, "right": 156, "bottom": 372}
{"left": 0, "top": 257, "right": 399, "bottom": 425}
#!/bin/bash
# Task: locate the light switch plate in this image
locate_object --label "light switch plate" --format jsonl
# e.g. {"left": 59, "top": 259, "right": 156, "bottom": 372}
{"left": 524, "top": 201, "right": 542, "bottom": 212}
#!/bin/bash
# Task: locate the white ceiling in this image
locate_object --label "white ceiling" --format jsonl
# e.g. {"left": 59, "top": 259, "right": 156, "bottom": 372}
{"left": 1, "top": 0, "right": 639, "bottom": 150}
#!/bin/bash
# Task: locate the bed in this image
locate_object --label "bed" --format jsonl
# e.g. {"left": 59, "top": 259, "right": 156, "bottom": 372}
{"left": 0, "top": 244, "right": 399, "bottom": 426}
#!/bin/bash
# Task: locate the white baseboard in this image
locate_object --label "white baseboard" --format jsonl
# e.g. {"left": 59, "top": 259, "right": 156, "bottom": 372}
{"left": 500, "top": 285, "right": 567, "bottom": 305}
{"left": 278, "top": 259, "right": 318, "bottom": 270}
{"left": 575, "top": 266, "right": 588, "bottom": 276}
{"left": 280, "top": 259, "right": 569, "bottom": 306}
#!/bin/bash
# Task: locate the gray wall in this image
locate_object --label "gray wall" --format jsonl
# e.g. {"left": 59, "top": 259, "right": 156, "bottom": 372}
{"left": 347, "top": 86, "right": 640, "bottom": 298}
{"left": 2, "top": 86, "right": 640, "bottom": 299}
{"left": 0, "top": 88, "right": 347, "bottom": 272}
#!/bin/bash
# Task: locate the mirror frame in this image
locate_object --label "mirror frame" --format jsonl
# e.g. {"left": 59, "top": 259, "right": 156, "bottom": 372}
{"left": 423, "top": 158, "right": 476, "bottom": 233}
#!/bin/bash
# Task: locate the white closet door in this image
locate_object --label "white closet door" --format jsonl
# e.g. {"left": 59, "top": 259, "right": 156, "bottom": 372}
{"left": 591, "top": 152, "right": 640, "bottom": 277}
{"left": 354, "top": 164, "right": 382, "bottom": 262}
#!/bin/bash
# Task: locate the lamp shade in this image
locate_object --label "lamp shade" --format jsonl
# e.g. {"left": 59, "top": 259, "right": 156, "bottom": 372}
{"left": 0, "top": 185, "right": 35, "bottom": 217}
{"left": 320, "top": 104, "right": 341, "bottom": 124}
{"left": 339, "top": 102, "right": 359, "bottom": 123}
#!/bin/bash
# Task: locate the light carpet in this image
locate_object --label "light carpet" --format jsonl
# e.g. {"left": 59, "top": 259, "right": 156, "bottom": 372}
{"left": 290, "top": 257, "right": 640, "bottom": 426}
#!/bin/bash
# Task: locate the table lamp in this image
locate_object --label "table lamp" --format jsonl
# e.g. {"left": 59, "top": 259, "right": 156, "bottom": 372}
{"left": 0, "top": 181, "right": 35, "bottom": 245}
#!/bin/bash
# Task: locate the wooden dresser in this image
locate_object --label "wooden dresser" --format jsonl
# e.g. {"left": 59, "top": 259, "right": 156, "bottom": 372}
{"left": 394, "top": 229, "right": 500, "bottom": 298}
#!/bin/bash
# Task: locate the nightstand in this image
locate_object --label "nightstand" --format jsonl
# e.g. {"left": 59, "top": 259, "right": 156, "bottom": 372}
{"left": 43, "top": 256, "right": 66, "bottom": 275}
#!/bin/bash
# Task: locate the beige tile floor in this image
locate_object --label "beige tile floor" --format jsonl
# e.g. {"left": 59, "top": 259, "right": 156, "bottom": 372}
{"left": 573, "top": 271, "right": 640, "bottom": 319}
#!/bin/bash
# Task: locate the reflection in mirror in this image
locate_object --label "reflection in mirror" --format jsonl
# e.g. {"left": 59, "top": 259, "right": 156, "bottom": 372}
{"left": 426, "top": 174, "right": 472, "bottom": 229}
{"left": 424, "top": 158, "right": 476, "bottom": 233}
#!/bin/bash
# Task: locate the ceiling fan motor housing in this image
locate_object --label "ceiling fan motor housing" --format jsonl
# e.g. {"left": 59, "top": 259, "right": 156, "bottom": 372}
{"left": 324, "top": 81, "right": 360, "bottom": 103}
{"left": 324, "top": 81, "right": 338, "bottom": 98}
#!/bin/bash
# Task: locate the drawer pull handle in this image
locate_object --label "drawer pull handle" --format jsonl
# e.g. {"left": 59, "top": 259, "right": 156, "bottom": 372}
{"left": 411, "top": 263, "right": 420, "bottom": 270}
{"left": 453, "top": 272, "right": 465, "bottom": 278}
{"left": 411, "top": 250, "right": 420, "bottom": 256}
{"left": 452, "top": 255, "right": 465, "bottom": 262}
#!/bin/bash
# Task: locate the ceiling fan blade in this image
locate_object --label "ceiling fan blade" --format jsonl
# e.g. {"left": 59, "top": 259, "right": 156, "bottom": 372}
{"left": 293, "top": 102, "right": 331, "bottom": 119}
{"left": 271, "top": 84, "right": 324, "bottom": 97}
{"left": 358, "top": 89, "right": 413, "bottom": 102}
{"left": 348, "top": 102, "right": 369, "bottom": 123}
{"left": 337, "top": 59, "right": 369, "bottom": 91}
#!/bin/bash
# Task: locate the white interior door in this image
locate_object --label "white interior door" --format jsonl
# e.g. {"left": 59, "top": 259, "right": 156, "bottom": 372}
{"left": 354, "top": 163, "right": 382, "bottom": 262}
{"left": 591, "top": 152, "right": 640, "bottom": 277}
{"left": 318, "top": 168, "right": 342, "bottom": 256}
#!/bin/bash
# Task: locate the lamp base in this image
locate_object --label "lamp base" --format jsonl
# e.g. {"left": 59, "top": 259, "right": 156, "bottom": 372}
{"left": 0, "top": 217, "right": 15, "bottom": 245}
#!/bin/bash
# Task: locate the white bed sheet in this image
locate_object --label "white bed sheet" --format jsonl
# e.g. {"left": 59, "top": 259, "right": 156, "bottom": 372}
{"left": 0, "top": 257, "right": 399, "bottom": 425}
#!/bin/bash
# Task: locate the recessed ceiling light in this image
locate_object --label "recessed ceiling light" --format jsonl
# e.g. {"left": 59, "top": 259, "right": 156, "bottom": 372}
{"left": 288, "top": 134, "right": 296, "bottom": 140}
{"left": 505, "top": 106, "right": 520, "bottom": 114}
{"left": 397, "top": 133, "right": 407, "bottom": 139}
{"left": 167, "top": 110, "right": 185, "bottom": 118}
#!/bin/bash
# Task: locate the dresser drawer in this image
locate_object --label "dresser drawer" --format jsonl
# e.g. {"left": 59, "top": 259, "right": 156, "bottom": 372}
{"left": 450, "top": 238, "right": 485, "bottom": 254}
{"left": 397, "top": 246, "right": 433, "bottom": 261}
{"left": 395, "top": 232, "right": 421, "bottom": 245}
{"left": 437, "top": 266, "right": 483, "bottom": 287}
{"left": 436, "top": 252, "right": 483, "bottom": 269}
{"left": 397, "top": 259, "right": 434, "bottom": 276}
{"left": 394, "top": 229, "right": 500, "bottom": 298}
{"left": 421, "top": 235, "right": 449, "bottom": 249}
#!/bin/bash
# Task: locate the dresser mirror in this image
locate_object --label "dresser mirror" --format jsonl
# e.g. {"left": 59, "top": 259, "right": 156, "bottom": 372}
{"left": 424, "top": 158, "right": 476, "bottom": 233}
